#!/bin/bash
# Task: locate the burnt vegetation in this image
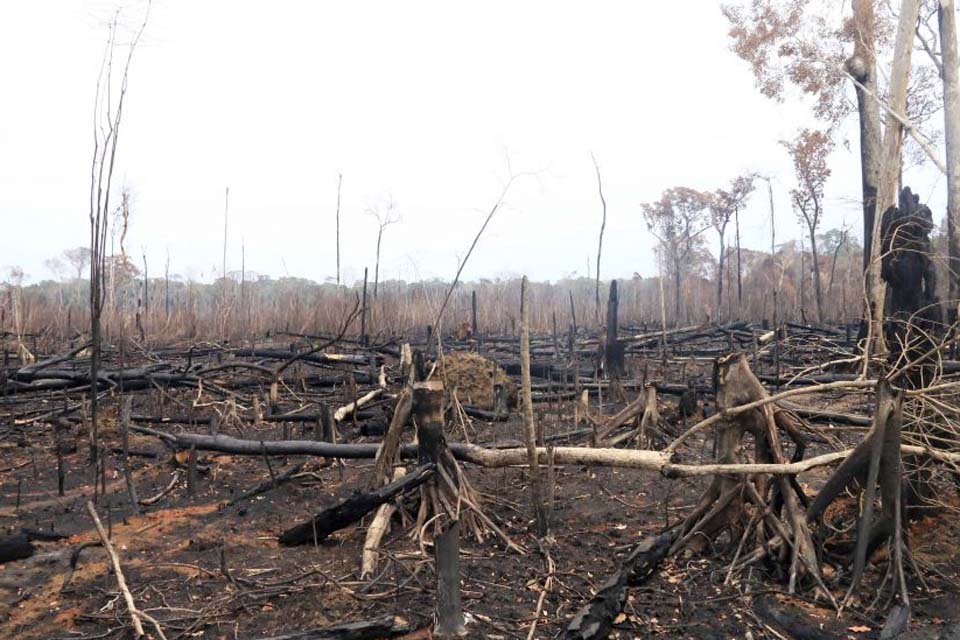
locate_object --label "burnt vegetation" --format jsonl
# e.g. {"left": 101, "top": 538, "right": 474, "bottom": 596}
{"left": 10, "top": 1, "right": 960, "bottom": 639}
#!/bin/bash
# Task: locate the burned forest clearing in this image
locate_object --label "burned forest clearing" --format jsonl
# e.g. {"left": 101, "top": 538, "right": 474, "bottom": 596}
{"left": 6, "top": 298, "right": 960, "bottom": 640}
{"left": 10, "top": 0, "right": 960, "bottom": 638}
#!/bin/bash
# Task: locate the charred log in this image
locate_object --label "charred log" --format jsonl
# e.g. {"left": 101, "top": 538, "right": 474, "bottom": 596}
{"left": 277, "top": 463, "right": 435, "bottom": 546}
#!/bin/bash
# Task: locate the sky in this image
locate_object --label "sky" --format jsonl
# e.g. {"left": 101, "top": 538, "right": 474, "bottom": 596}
{"left": 0, "top": 1, "right": 948, "bottom": 286}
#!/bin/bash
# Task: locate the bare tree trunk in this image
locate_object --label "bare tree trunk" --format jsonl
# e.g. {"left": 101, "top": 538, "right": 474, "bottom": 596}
{"left": 434, "top": 520, "right": 465, "bottom": 638}
{"left": 471, "top": 290, "right": 478, "bottom": 338}
{"left": 360, "top": 267, "right": 368, "bottom": 346}
{"left": 520, "top": 276, "right": 548, "bottom": 536}
{"left": 374, "top": 226, "right": 382, "bottom": 298}
{"left": 592, "top": 154, "right": 606, "bottom": 326}
{"left": 735, "top": 206, "right": 743, "bottom": 317}
{"left": 865, "top": 0, "right": 922, "bottom": 367}
{"left": 240, "top": 241, "right": 246, "bottom": 335}
{"left": 87, "top": 7, "right": 150, "bottom": 468}
{"left": 828, "top": 231, "right": 846, "bottom": 295}
{"left": 809, "top": 225, "right": 824, "bottom": 324}
{"left": 941, "top": 0, "right": 960, "bottom": 322}
{"left": 336, "top": 173, "right": 342, "bottom": 286}
{"left": 799, "top": 235, "right": 807, "bottom": 323}
{"left": 140, "top": 252, "right": 148, "bottom": 341}
{"left": 716, "top": 232, "right": 725, "bottom": 322}
{"left": 222, "top": 186, "right": 229, "bottom": 298}
{"left": 164, "top": 250, "right": 170, "bottom": 319}
{"left": 673, "top": 257, "right": 682, "bottom": 328}
{"left": 849, "top": 0, "right": 883, "bottom": 278}
{"left": 568, "top": 290, "right": 578, "bottom": 337}
{"left": 605, "top": 280, "right": 625, "bottom": 402}
{"left": 141, "top": 253, "right": 148, "bottom": 317}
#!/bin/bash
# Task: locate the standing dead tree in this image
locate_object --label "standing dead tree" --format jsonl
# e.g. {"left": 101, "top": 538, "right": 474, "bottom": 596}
{"left": 520, "top": 276, "right": 548, "bottom": 536}
{"left": 335, "top": 172, "right": 342, "bottom": 286}
{"left": 808, "top": 186, "right": 940, "bottom": 626}
{"left": 864, "top": 0, "right": 923, "bottom": 370}
{"left": 940, "top": 1, "right": 960, "bottom": 322}
{"left": 139, "top": 248, "right": 147, "bottom": 342}
{"left": 669, "top": 353, "right": 819, "bottom": 594}
{"left": 87, "top": 3, "right": 150, "bottom": 469}
{"left": 220, "top": 186, "right": 230, "bottom": 338}
{"left": 365, "top": 195, "right": 399, "bottom": 298}
{"left": 591, "top": 153, "right": 607, "bottom": 326}
{"left": 432, "top": 172, "right": 520, "bottom": 332}
{"left": 783, "top": 128, "right": 834, "bottom": 324}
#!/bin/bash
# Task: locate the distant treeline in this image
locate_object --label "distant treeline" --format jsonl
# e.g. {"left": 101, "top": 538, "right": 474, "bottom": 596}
{"left": 2, "top": 224, "right": 907, "bottom": 345}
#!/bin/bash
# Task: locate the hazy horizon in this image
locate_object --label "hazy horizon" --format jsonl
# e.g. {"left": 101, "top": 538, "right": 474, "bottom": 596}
{"left": 0, "top": 1, "right": 947, "bottom": 286}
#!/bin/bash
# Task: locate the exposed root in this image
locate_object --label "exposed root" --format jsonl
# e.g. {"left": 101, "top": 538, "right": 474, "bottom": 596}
{"left": 673, "top": 354, "right": 819, "bottom": 591}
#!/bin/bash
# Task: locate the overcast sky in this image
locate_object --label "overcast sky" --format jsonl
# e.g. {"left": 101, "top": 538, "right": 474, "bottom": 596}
{"left": 0, "top": 1, "right": 947, "bottom": 285}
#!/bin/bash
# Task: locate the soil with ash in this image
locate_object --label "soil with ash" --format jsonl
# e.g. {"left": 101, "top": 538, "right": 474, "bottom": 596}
{"left": 3, "top": 362, "right": 960, "bottom": 639}
{"left": 438, "top": 350, "right": 517, "bottom": 410}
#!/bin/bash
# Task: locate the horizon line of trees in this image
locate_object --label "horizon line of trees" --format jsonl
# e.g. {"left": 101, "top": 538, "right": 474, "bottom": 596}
{"left": 1, "top": 226, "right": 880, "bottom": 347}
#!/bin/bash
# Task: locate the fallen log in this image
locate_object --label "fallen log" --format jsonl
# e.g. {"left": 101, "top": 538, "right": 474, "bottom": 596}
{"left": 780, "top": 402, "right": 871, "bottom": 427}
{"left": 334, "top": 388, "right": 384, "bottom": 422}
{"left": 754, "top": 597, "right": 836, "bottom": 640}
{"left": 757, "top": 372, "right": 861, "bottom": 386}
{"left": 460, "top": 404, "right": 508, "bottom": 421}
{"left": 14, "top": 342, "right": 90, "bottom": 378}
{"left": 0, "top": 534, "right": 35, "bottom": 563}
{"left": 596, "top": 393, "right": 645, "bottom": 441}
{"left": 563, "top": 529, "right": 675, "bottom": 640}
{"left": 129, "top": 424, "right": 960, "bottom": 476}
{"left": 228, "top": 463, "right": 305, "bottom": 506}
{"left": 278, "top": 463, "right": 435, "bottom": 546}
{"left": 233, "top": 348, "right": 375, "bottom": 367}
{"left": 362, "top": 468, "right": 405, "bottom": 577}
{"left": 249, "top": 615, "right": 414, "bottom": 640}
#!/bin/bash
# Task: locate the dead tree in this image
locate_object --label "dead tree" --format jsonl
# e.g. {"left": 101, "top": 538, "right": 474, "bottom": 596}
{"left": 360, "top": 268, "right": 368, "bottom": 346}
{"left": 847, "top": 0, "right": 883, "bottom": 279}
{"left": 941, "top": 0, "right": 960, "bottom": 322}
{"left": 806, "top": 380, "right": 905, "bottom": 606}
{"left": 413, "top": 381, "right": 465, "bottom": 637}
{"left": 592, "top": 153, "right": 607, "bottom": 326}
{"left": 87, "top": 5, "right": 150, "bottom": 468}
{"left": 520, "top": 277, "right": 548, "bottom": 536}
{"left": 670, "top": 353, "right": 817, "bottom": 593}
{"left": 603, "top": 279, "right": 625, "bottom": 403}
{"left": 880, "top": 187, "right": 942, "bottom": 382}
{"left": 804, "top": 187, "right": 940, "bottom": 620}
{"left": 409, "top": 380, "right": 521, "bottom": 552}
{"left": 863, "top": 0, "right": 923, "bottom": 367}
{"left": 221, "top": 186, "right": 229, "bottom": 321}
{"left": 365, "top": 195, "right": 399, "bottom": 297}
{"left": 826, "top": 225, "right": 849, "bottom": 295}
{"left": 432, "top": 174, "right": 518, "bottom": 331}
{"left": 335, "top": 172, "right": 342, "bottom": 285}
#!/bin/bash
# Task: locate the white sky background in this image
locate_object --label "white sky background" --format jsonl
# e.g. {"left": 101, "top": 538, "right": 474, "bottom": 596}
{"left": 0, "top": 1, "right": 947, "bottom": 285}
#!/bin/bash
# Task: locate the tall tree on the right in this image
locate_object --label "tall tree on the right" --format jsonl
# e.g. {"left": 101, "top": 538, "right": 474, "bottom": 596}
{"left": 723, "top": 0, "right": 943, "bottom": 355}
{"left": 939, "top": 0, "right": 960, "bottom": 323}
